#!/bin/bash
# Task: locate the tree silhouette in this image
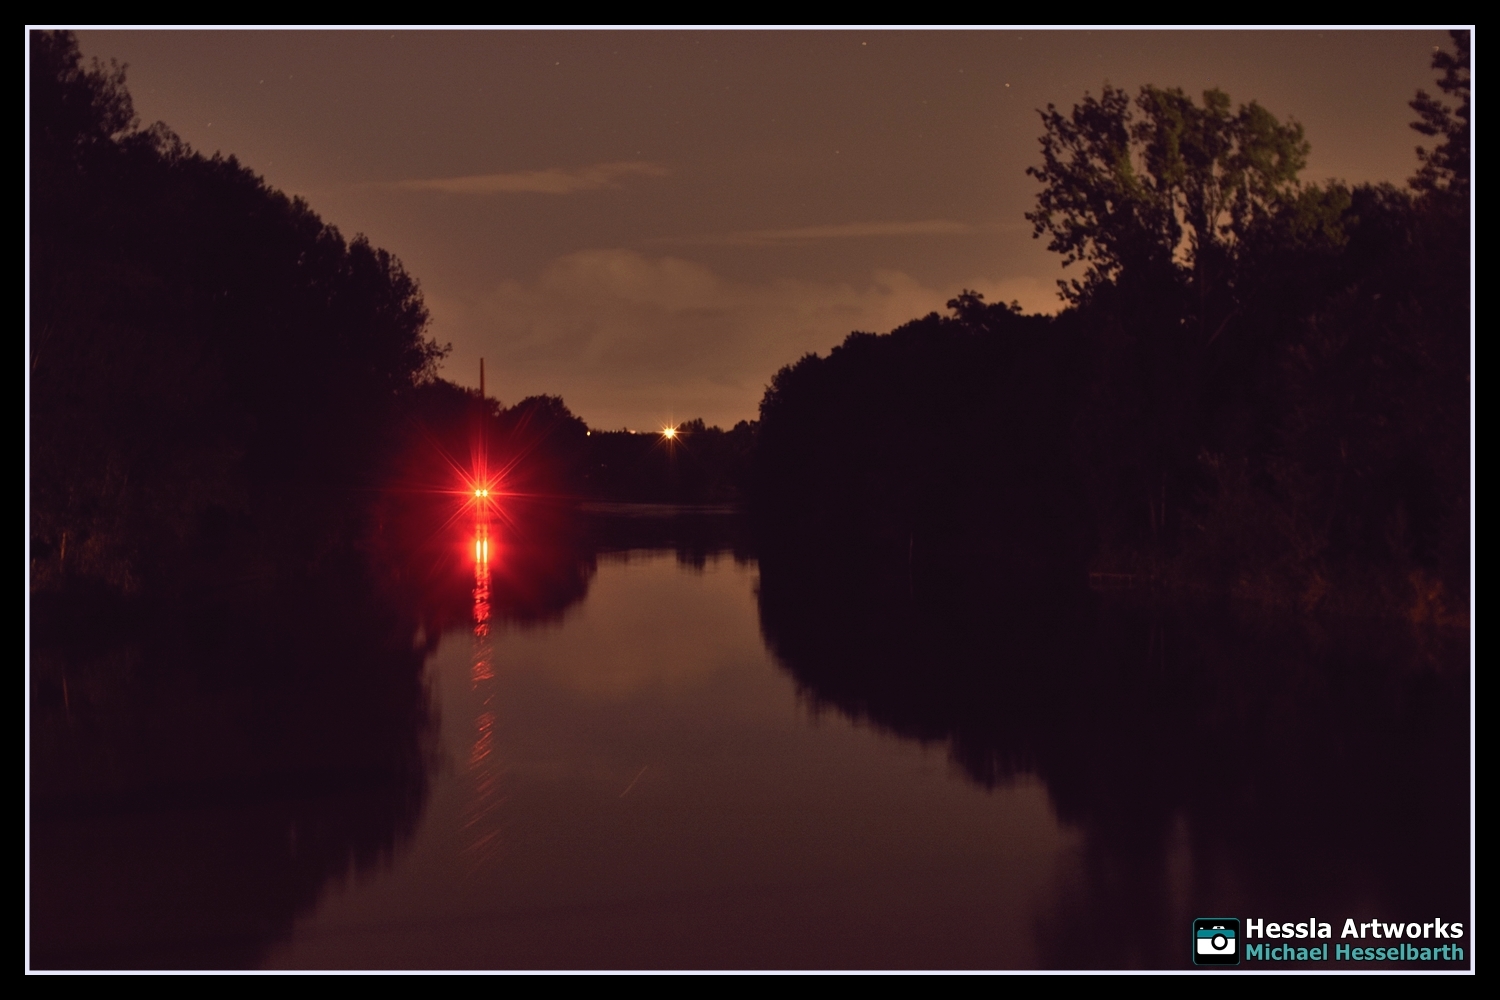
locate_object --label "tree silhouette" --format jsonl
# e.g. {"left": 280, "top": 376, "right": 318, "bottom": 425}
{"left": 1409, "top": 29, "right": 1470, "bottom": 203}
{"left": 1026, "top": 84, "right": 1308, "bottom": 341}
{"left": 752, "top": 39, "right": 1469, "bottom": 622}
{"left": 30, "top": 30, "right": 446, "bottom": 602}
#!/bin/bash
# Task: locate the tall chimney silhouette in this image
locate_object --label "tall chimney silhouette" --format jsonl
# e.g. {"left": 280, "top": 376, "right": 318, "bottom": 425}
{"left": 480, "top": 358, "right": 485, "bottom": 399}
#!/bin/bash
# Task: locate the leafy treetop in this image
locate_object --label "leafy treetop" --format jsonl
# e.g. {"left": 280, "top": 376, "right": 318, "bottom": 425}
{"left": 1409, "top": 29, "right": 1470, "bottom": 202}
{"left": 1025, "top": 84, "right": 1308, "bottom": 309}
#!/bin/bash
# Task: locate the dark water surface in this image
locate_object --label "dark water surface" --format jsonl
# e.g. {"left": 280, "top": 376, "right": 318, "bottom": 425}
{"left": 30, "top": 507, "right": 1471, "bottom": 970}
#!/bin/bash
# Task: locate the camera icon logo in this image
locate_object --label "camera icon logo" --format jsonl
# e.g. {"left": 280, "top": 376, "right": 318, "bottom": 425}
{"left": 1192, "top": 918, "right": 1240, "bottom": 966}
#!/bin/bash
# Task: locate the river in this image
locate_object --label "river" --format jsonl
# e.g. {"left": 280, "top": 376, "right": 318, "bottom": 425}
{"left": 29, "top": 506, "right": 1471, "bottom": 970}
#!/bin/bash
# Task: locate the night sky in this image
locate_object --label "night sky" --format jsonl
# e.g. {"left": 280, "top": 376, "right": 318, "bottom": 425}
{"left": 72, "top": 29, "right": 1452, "bottom": 431}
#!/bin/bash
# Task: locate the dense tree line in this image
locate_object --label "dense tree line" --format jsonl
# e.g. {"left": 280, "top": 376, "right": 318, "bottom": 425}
{"left": 754, "top": 32, "right": 1469, "bottom": 622}
{"left": 585, "top": 420, "right": 755, "bottom": 503}
{"left": 30, "top": 31, "right": 445, "bottom": 606}
{"left": 753, "top": 300, "right": 1092, "bottom": 605}
{"left": 386, "top": 377, "right": 753, "bottom": 510}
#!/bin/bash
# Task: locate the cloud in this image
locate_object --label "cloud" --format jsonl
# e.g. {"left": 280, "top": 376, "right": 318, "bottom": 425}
{"left": 430, "top": 250, "right": 1059, "bottom": 431}
{"left": 657, "top": 219, "right": 983, "bottom": 247}
{"left": 385, "top": 161, "right": 669, "bottom": 195}
{"left": 979, "top": 275, "right": 1063, "bottom": 316}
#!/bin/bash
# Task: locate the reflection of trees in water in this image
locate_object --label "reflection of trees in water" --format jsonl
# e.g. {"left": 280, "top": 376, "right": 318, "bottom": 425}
{"left": 27, "top": 505, "right": 581, "bottom": 969}
{"left": 578, "top": 503, "right": 755, "bottom": 569}
{"left": 30, "top": 576, "right": 434, "bottom": 970}
{"left": 30, "top": 504, "right": 750, "bottom": 969}
{"left": 372, "top": 495, "right": 755, "bottom": 638}
{"left": 755, "top": 549, "right": 1469, "bottom": 969}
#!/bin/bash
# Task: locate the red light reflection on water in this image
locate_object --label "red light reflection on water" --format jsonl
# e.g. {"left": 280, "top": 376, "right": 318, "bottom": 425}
{"left": 464, "top": 514, "right": 504, "bottom": 870}
{"left": 472, "top": 521, "right": 494, "bottom": 681}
